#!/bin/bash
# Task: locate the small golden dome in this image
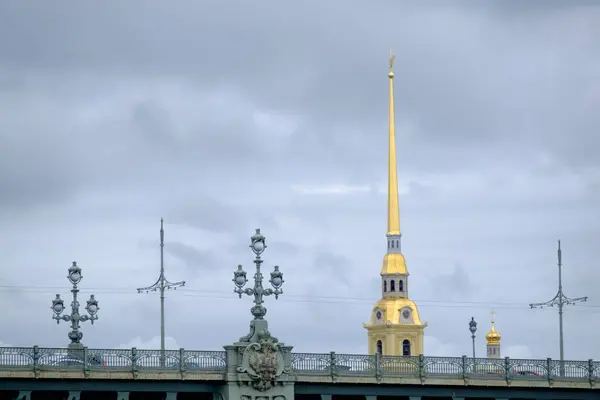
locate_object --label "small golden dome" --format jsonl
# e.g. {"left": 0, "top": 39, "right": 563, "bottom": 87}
{"left": 381, "top": 253, "right": 408, "bottom": 275}
{"left": 485, "top": 312, "right": 501, "bottom": 345}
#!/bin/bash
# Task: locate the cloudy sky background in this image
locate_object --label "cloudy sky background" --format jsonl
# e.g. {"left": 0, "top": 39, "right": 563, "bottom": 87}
{"left": 0, "top": 1, "right": 599, "bottom": 361}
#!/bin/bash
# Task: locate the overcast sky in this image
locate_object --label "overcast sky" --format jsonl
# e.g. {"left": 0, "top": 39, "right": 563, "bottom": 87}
{"left": 0, "top": 1, "right": 599, "bottom": 362}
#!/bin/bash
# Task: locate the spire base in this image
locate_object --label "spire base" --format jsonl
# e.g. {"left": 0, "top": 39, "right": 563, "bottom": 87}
{"left": 387, "top": 233, "right": 402, "bottom": 254}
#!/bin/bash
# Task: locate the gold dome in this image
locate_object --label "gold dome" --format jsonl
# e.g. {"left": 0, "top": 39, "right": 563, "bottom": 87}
{"left": 380, "top": 253, "right": 408, "bottom": 275}
{"left": 485, "top": 313, "right": 501, "bottom": 345}
{"left": 365, "top": 298, "right": 424, "bottom": 326}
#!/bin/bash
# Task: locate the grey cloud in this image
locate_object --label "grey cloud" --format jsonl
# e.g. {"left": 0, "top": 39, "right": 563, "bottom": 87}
{"left": 313, "top": 251, "right": 352, "bottom": 286}
{"left": 167, "top": 195, "right": 244, "bottom": 234}
{"left": 166, "top": 241, "right": 219, "bottom": 270}
{"left": 131, "top": 101, "right": 176, "bottom": 148}
{"left": 1, "top": 1, "right": 598, "bottom": 193}
{"left": 0, "top": 1, "right": 599, "bottom": 363}
{"left": 427, "top": 264, "right": 475, "bottom": 301}
{"left": 167, "top": 194, "right": 281, "bottom": 237}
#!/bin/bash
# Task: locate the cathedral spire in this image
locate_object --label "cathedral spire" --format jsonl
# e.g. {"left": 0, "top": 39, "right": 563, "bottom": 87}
{"left": 364, "top": 52, "right": 426, "bottom": 358}
{"left": 387, "top": 49, "right": 400, "bottom": 237}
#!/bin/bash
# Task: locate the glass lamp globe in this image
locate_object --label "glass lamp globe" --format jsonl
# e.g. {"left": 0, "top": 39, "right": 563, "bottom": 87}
{"left": 53, "top": 303, "right": 64, "bottom": 313}
{"left": 88, "top": 303, "right": 98, "bottom": 314}
{"left": 469, "top": 318, "right": 477, "bottom": 334}
{"left": 235, "top": 275, "right": 246, "bottom": 286}
{"left": 252, "top": 240, "right": 264, "bottom": 253}
{"left": 69, "top": 271, "right": 81, "bottom": 283}
{"left": 271, "top": 276, "right": 282, "bottom": 287}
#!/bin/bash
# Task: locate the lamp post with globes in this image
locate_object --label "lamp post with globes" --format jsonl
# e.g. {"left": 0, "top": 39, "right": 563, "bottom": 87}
{"left": 233, "top": 229, "right": 284, "bottom": 342}
{"left": 51, "top": 261, "right": 99, "bottom": 352}
{"left": 469, "top": 317, "right": 477, "bottom": 372}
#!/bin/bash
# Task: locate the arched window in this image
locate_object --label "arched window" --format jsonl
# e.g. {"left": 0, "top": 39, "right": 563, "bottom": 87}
{"left": 402, "top": 339, "right": 411, "bottom": 356}
{"left": 383, "top": 281, "right": 387, "bottom": 292}
{"left": 390, "top": 280, "right": 395, "bottom": 291}
{"left": 399, "top": 280, "right": 404, "bottom": 291}
{"left": 376, "top": 340, "right": 383, "bottom": 355}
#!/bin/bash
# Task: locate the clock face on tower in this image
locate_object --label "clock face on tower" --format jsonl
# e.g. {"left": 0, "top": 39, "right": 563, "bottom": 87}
{"left": 402, "top": 309, "right": 410, "bottom": 319}
{"left": 376, "top": 311, "right": 382, "bottom": 320}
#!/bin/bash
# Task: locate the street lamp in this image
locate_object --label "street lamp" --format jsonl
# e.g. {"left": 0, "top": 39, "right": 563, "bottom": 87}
{"left": 51, "top": 261, "right": 99, "bottom": 350}
{"left": 469, "top": 317, "right": 477, "bottom": 372}
{"left": 233, "top": 229, "right": 284, "bottom": 342}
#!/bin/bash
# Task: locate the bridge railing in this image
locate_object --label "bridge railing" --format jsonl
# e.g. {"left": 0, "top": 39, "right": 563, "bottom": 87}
{"left": 0, "top": 346, "right": 227, "bottom": 372}
{"left": 289, "top": 352, "right": 599, "bottom": 382}
{"left": 0, "top": 347, "right": 597, "bottom": 382}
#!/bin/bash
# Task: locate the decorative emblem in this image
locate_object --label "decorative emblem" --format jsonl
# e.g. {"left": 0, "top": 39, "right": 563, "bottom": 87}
{"left": 376, "top": 311, "right": 382, "bottom": 320}
{"left": 238, "top": 330, "right": 285, "bottom": 391}
{"left": 402, "top": 309, "right": 410, "bottom": 319}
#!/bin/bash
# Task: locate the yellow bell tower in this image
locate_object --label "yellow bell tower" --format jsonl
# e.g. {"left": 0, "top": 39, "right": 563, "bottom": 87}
{"left": 486, "top": 311, "right": 502, "bottom": 359}
{"left": 363, "top": 51, "right": 427, "bottom": 356}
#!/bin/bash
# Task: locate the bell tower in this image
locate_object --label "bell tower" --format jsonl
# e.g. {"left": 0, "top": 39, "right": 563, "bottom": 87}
{"left": 486, "top": 311, "right": 502, "bottom": 359}
{"left": 363, "top": 51, "right": 427, "bottom": 357}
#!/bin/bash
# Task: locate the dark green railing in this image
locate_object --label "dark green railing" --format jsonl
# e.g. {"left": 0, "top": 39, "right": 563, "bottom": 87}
{"left": 0, "top": 347, "right": 597, "bottom": 382}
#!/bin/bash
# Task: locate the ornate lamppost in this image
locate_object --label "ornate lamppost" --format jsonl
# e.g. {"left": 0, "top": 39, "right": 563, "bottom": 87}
{"left": 233, "top": 229, "right": 284, "bottom": 342}
{"left": 469, "top": 317, "right": 477, "bottom": 372}
{"left": 51, "top": 261, "right": 99, "bottom": 351}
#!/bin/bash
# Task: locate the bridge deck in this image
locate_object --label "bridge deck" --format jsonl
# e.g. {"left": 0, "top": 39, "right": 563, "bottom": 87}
{"left": 0, "top": 347, "right": 597, "bottom": 390}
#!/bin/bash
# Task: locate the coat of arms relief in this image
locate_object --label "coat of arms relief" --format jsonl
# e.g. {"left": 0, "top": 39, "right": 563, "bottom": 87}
{"left": 237, "top": 330, "right": 287, "bottom": 391}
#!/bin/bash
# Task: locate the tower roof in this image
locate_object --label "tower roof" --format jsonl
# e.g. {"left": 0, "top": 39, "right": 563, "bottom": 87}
{"left": 366, "top": 298, "right": 424, "bottom": 326}
{"left": 381, "top": 253, "right": 408, "bottom": 275}
{"left": 485, "top": 311, "right": 501, "bottom": 345}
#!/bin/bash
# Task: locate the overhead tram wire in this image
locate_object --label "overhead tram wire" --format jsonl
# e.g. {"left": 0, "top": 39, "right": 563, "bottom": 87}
{"left": 1, "top": 285, "right": 598, "bottom": 313}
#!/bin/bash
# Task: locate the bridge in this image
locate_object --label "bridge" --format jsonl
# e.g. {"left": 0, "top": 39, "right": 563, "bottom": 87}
{"left": 1, "top": 231, "right": 597, "bottom": 400}
{"left": 0, "top": 345, "right": 597, "bottom": 400}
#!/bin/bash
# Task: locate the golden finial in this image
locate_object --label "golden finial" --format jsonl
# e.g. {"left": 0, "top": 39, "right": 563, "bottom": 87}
{"left": 491, "top": 309, "right": 495, "bottom": 324}
{"left": 389, "top": 48, "right": 395, "bottom": 72}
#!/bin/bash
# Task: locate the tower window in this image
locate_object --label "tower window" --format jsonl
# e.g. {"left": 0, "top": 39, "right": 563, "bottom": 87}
{"left": 376, "top": 340, "right": 383, "bottom": 355}
{"left": 390, "top": 280, "right": 395, "bottom": 291}
{"left": 493, "top": 347, "right": 496, "bottom": 354}
{"left": 383, "top": 281, "right": 387, "bottom": 292}
{"left": 399, "top": 280, "right": 404, "bottom": 291}
{"left": 402, "top": 339, "right": 411, "bottom": 356}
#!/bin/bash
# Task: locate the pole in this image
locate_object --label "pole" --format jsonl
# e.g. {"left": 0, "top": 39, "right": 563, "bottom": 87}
{"left": 558, "top": 242, "right": 564, "bottom": 372}
{"left": 160, "top": 221, "right": 166, "bottom": 364}
{"left": 529, "top": 240, "right": 587, "bottom": 377}
{"left": 471, "top": 334, "right": 476, "bottom": 373}
{"left": 468, "top": 317, "right": 477, "bottom": 373}
{"left": 137, "top": 219, "right": 185, "bottom": 367}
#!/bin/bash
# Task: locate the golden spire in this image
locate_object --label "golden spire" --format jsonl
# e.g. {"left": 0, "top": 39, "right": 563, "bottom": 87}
{"left": 387, "top": 48, "right": 400, "bottom": 236}
{"left": 486, "top": 310, "right": 501, "bottom": 345}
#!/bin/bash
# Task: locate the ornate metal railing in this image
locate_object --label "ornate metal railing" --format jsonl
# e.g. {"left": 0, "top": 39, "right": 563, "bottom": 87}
{"left": 0, "top": 346, "right": 227, "bottom": 372}
{"left": 289, "top": 352, "right": 598, "bottom": 382}
{"left": 0, "top": 347, "right": 597, "bottom": 382}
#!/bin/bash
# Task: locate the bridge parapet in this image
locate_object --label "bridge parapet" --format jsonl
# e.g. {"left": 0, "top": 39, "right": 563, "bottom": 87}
{"left": 0, "top": 346, "right": 598, "bottom": 388}
{"left": 288, "top": 352, "right": 599, "bottom": 385}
